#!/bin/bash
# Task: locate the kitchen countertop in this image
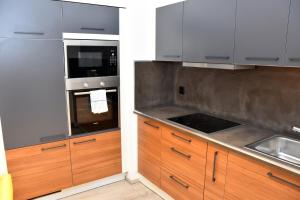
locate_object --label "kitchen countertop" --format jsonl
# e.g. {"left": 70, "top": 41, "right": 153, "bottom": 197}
{"left": 134, "top": 105, "right": 300, "bottom": 176}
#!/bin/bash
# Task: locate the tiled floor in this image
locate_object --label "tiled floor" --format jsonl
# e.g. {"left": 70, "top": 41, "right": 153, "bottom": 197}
{"left": 60, "top": 181, "right": 163, "bottom": 200}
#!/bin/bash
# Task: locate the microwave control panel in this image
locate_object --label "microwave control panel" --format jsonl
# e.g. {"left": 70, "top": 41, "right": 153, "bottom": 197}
{"left": 109, "top": 50, "right": 118, "bottom": 66}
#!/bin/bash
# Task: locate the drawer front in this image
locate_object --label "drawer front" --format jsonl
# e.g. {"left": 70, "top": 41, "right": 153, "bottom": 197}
{"left": 138, "top": 116, "right": 161, "bottom": 186}
{"left": 161, "top": 167, "right": 204, "bottom": 200}
{"left": 6, "top": 140, "right": 72, "bottom": 200}
{"left": 225, "top": 152, "right": 300, "bottom": 200}
{"left": 162, "top": 139, "right": 207, "bottom": 187}
{"left": 204, "top": 144, "right": 228, "bottom": 200}
{"left": 162, "top": 126, "right": 207, "bottom": 158}
{"left": 62, "top": 2, "right": 119, "bottom": 35}
{"left": 70, "top": 131, "right": 122, "bottom": 185}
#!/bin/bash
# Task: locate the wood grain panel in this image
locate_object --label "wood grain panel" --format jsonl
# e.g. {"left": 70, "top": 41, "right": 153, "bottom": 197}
{"left": 161, "top": 139, "right": 207, "bottom": 188}
{"left": 204, "top": 144, "right": 228, "bottom": 200}
{"left": 6, "top": 140, "right": 73, "bottom": 200}
{"left": 69, "top": 130, "right": 122, "bottom": 185}
{"left": 138, "top": 116, "right": 161, "bottom": 187}
{"left": 161, "top": 167, "right": 204, "bottom": 200}
{"left": 224, "top": 152, "right": 300, "bottom": 200}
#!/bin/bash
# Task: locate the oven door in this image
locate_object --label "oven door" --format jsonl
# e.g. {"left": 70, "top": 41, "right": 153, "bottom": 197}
{"left": 68, "top": 88, "right": 119, "bottom": 135}
{"left": 65, "top": 40, "right": 118, "bottom": 78}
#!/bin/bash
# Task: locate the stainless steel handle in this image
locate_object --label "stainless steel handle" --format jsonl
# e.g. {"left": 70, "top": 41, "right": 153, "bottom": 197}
{"left": 289, "top": 58, "right": 300, "bottom": 62}
{"left": 170, "top": 147, "right": 191, "bottom": 159}
{"left": 81, "top": 27, "right": 105, "bottom": 31}
{"left": 169, "top": 175, "right": 189, "bottom": 189}
{"left": 74, "top": 89, "right": 117, "bottom": 96}
{"left": 245, "top": 57, "right": 279, "bottom": 61}
{"left": 171, "top": 132, "right": 192, "bottom": 143}
{"left": 205, "top": 56, "right": 230, "bottom": 60}
{"left": 212, "top": 151, "right": 218, "bottom": 182}
{"left": 41, "top": 144, "right": 67, "bottom": 151}
{"left": 267, "top": 172, "right": 300, "bottom": 189}
{"left": 144, "top": 121, "right": 159, "bottom": 129}
{"left": 14, "top": 31, "right": 45, "bottom": 35}
{"left": 73, "top": 138, "right": 96, "bottom": 145}
{"left": 163, "top": 55, "right": 181, "bottom": 58}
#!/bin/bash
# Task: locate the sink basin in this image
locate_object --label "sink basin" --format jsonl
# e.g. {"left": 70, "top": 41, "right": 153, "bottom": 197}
{"left": 245, "top": 135, "right": 300, "bottom": 167}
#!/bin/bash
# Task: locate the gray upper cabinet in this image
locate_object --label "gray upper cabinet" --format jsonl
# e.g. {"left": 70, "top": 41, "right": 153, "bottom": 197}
{"left": 183, "top": 0, "right": 236, "bottom": 64}
{"left": 156, "top": 2, "right": 183, "bottom": 61}
{"left": 0, "top": 0, "right": 62, "bottom": 39}
{"left": 0, "top": 39, "right": 68, "bottom": 149}
{"left": 234, "top": 0, "right": 290, "bottom": 66}
{"left": 286, "top": 0, "right": 300, "bottom": 67}
{"left": 62, "top": 2, "right": 119, "bottom": 35}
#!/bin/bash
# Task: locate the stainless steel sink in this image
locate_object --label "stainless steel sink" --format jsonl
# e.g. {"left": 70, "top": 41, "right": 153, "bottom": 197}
{"left": 245, "top": 135, "right": 300, "bottom": 167}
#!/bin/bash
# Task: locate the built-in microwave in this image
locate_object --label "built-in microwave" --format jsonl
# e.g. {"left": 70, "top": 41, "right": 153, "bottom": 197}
{"left": 64, "top": 40, "right": 119, "bottom": 78}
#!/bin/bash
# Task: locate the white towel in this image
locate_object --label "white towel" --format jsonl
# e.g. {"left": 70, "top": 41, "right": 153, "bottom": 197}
{"left": 90, "top": 90, "right": 108, "bottom": 114}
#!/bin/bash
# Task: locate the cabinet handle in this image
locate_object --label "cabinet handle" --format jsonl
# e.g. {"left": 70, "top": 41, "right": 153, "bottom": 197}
{"left": 73, "top": 138, "right": 96, "bottom": 145}
{"left": 81, "top": 27, "right": 105, "bottom": 31}
{"left": 267, "top": 172, "right": 300, "bottom": 189}
{"left": 163, "top": 55, "right": 181, "bottom": 58}
{"left": 170, "top": 147, "right": 191, "bottom": 159}
{"left": 41, "top": 144, "right": 67, "bottom": 151}
{"left": 169, "top": 175, "right": 190, "bottom": 189}
{"left": 245, "top": 57, "right": 279, "bottom": 61}
{"left": 205, "top": 56, "right": 230, "bottom": 60}
{"left": 14, "top": 31, "right": 45, "bottom": 35}
{"left": 212, "top": 151, "right": 218, "bottom": 182}
{"left": 144, "top": 121, "right": 159, "bottom": 129}
{"left": 289, "top": 58, "right": 300, "bottom": 62}
{"left": 171, "top": 132, "right": 192, "bottom": 143}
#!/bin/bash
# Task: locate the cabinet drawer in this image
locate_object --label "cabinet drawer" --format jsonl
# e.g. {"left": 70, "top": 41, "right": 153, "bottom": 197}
{"left": 69, "top": 131, "right": 122, "bottom": 185}
{"left": 162, "top": 138, "right": 207, "bottom": 187}
{"left": 204, "top": 144, "right": 228, "bottom": 200}
{"left": 162, "top": 126, "right": 207, "bottom": 158}
{"left": 161, "top": 167, "right": 204, "bottom": 200}
{"left": 62, "top": 2, "right": 119, "bottom": 35}
{"left": 225, "top": 152, "right": 300, "bottom": 200}
{"left": 6, "top": 140, "right": 72, "bottom": 200}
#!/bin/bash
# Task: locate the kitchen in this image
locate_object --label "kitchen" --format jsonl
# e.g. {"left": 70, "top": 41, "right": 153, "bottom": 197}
{"left": 0, "top": 0, "right": 299, "bottom": 200}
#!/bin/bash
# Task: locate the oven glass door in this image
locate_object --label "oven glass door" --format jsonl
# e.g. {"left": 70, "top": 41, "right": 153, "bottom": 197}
{"left": 69, "top": 88, "right": 119, "bottom": 135}
{"left": 67, "top": 45, "right": 118, "bottom": 78}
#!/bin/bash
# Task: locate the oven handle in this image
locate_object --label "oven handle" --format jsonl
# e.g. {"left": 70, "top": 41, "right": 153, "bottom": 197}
{"left": 74, "top": 89, "right": 117, "bottom": 96}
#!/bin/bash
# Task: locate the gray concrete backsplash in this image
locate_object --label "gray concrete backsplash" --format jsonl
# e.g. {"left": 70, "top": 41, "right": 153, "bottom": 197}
{"left": 135, "top": 61, "right": 300, "bottom": 133}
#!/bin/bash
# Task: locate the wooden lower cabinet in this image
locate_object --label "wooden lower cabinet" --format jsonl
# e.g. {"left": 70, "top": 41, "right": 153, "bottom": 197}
{"left": 204, "top": 144, "right": 228, "bottom": 200}
{"left": 161, "top": 167, "right": 204, "bottom": 200}
{"left": 138, "top": 116, "right": 162, "bottom": 187}
{"left": 6, "top": 140, "right": 73, "bottom": 200}
{"left": 224, "top": 152, "right": 300, "bottom": 200}
{"left": 69, "top": 130, "right": 122, "bottom": 185}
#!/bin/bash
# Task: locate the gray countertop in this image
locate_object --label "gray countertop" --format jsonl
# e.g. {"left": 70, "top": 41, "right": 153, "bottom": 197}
{"left": 134, "top": 105, "right": 300, "bottom": 176}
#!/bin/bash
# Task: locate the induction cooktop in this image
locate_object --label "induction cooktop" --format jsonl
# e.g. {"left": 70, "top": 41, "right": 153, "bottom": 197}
{"left": 168, "top": 113, "right": 240, "bottom": 134}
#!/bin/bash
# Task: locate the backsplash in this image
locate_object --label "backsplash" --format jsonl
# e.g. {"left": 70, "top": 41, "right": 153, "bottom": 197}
{"left": 135, "top": 61, "right": 300, "bottom": 133}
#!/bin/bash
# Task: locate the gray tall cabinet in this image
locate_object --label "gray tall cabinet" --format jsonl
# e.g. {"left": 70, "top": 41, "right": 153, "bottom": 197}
{"left": 183, "top": 0, "right": 236, "bottom": 64}
{"left": 156, "top": 2, "right": 183, "bottom": 61}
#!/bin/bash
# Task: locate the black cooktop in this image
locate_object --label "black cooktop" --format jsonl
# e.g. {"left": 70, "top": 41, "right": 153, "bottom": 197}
{"left": 168, "top": 113, "right": 240, "bottom": 134}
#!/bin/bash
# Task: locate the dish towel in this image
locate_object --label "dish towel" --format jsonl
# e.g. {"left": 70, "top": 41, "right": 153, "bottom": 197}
{"left": 90, "top": 90, "right": 108, "bottom": 114}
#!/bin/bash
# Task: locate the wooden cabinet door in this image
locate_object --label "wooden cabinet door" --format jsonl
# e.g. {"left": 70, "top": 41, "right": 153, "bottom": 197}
{"left": 204, "top": 144, "right": 228, "bottom": 200}
{"left": 6, "top": 140, "right": 72, "bottom": 200}
{"left": 62, "top": 2, "right": 119, "bottom": 35}
{"left": 69, "top": 131, "right": 122, "bottom": 185}
{"left": 234, "top": 0, "right": 290, "bottom": 66}
{"left": 183, "top": 0, "right": 236, "bottom": 64}
{"left": 138, "top": 116, "right": 162, "bottom": 187}
{"left": 224, "top": 153, "right": 300, "bottom": 200}
{"left": 156, "top": 2, "right": 183, "bottom": 61}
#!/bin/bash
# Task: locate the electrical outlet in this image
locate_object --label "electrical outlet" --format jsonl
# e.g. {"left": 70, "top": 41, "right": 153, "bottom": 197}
{"left": 179, "top": 86, "right": 185, "bottom": 95}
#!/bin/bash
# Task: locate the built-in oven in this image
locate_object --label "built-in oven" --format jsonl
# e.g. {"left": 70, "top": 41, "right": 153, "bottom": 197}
{"left": 67, "top": 87, "right": 119, "bottom": 135}
{"left": 64, "top": 40, "right": 118, "bottom": 78}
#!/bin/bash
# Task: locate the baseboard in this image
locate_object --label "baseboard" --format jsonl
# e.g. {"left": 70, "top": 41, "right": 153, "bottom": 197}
{"left": 138, "top": 174, "right": 174, "bottom": 200}
{"left": 35, "top": 173, "right": 126, "bottom": 200}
